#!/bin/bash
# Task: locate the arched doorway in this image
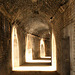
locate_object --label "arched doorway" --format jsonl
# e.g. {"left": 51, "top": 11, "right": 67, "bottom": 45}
{"left": 12, "top": 25, "right": 57, "bottom": 71}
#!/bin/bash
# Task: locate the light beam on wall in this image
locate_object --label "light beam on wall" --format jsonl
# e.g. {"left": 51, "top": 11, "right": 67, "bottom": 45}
{"left": 40, "top": 38, "right": 45, "bottom": 58}
{"left": 12, "top": 26, "right": 19, "bottom": 70}
{"left": 25, "top": 34, "right": 33, "bottom": 62}
{"left": 52, "top": 31, "right": 57, "bottom": 70}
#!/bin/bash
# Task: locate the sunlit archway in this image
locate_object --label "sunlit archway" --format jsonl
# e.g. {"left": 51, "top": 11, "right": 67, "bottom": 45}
{"left": 12, "top": 26, "right": 57, "bottom": 71}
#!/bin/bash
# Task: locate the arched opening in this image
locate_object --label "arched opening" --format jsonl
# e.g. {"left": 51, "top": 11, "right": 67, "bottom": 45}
{"left": 40, "top": 38, "right": 45, "bottom": 58}
{"left": 25, "top": 34, "right": 51, "bottom": 63}
{"left": 12, "top": 26, "right": 19, "bottom": 70}
{"left": 12, "top": 24, "right": 57, "bottom": 71}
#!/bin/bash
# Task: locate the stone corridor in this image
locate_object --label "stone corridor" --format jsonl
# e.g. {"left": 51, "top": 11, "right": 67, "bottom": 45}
{"left": 0, "top": 0, "right": 75, "bottom": 75}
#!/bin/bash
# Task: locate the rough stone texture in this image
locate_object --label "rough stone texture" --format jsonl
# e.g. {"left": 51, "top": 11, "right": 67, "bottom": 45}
{"left": 0, "top": 12, "right": 12, "bottom": 75}
{"left": 17, "top": 27, "right": 25, "bottom": 65}
{"left": 62, "top": 0, "right": 75, "bottom": 75}
{"left": 0, "top": 0, "right": 75, "bottom": 75}
{"left": 27, "top": 34, "right": 40, "bottom": 59}
{"left": 10, "top": 71, "right": 60, "bottom": 75}
{"left": 51, "top": 9, "right": 64, "bottom": 75}
{"left": 32, "top": 36, "right": 40, "bottom": 59}
{"left": 45, "top": 39, "right": 51, "bottom": 56}
{"left": 50, "top": 0, "right": 75, "bottom": 75}
{"left": 0, "top": 0, "right": 68, "bottom": 38}
{"left": 0, "top": 0, "right": 64, "bottom": 22}
{"left": 61, "top": 37, "right": 70, "bottom": 75}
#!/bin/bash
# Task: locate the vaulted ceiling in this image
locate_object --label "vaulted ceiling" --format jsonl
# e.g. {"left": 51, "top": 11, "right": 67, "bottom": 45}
{"left": 0, "top": 0, "right": 68, "bottom": 39}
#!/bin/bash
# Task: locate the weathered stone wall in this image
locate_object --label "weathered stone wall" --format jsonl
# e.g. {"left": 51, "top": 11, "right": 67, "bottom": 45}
{"left": 45, "top": 39, "right": 51, "bottom": 56}
{"left": 17, "top": 27, "right": 25, "bottom": 65}
{"left": 0, "top": 12, "right": 11, "bottom": 75}
{"left": 32, "top": 36, "right": 40, "bottom": 59}
{"left": 51, "top": 0, "right": 75, "bottom": 75}
{"left": 27, "top": 34, "right": 40, "bottom": 59}
{"left": 61, "top": 37, "right": 70, "bottom": 75}
{"left": 62, "top": 0, "right": 75, "bottom": 75}
{"left": 0, "top": 0, "right": 75, "bottom": 75}
{"left": 51, "top": 9, "right": 64, "bottom": 75}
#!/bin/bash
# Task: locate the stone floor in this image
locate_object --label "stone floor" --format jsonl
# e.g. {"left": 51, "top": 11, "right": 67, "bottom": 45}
{"left": 10, "top": 71, "right": 60, "bottom": 75}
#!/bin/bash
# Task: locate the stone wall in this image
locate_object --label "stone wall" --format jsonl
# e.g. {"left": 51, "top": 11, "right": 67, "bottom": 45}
{"left": 62, "top": 0, "right": 75, "bottom": 75}
{"left": 32, "top": 36, "right": 40, "bottom": 59}
{"left": 45, "top": 39, "right": 51, "bottom": 56}
{"left": 51, "top": 0, "right": 75, "bottom": 75}
{"left": 0, "top": 12, "right": 11, "bottom": 75}
{"left": 51, "top": 8, "right": 64, "bottom": 75}
{"left": 27, "top": 34, "right": 40, "bottom": 59}
{"left": 0, "top": 0, "right": 75, "bottom": 75}
{"left": 17, "top": 27, "right": 25, "bottom": 65}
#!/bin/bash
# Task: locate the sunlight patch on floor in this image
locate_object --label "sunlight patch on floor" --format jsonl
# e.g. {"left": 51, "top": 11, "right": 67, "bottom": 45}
{"left": 12, "top": 66, "right": 56, "bottom": 71}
